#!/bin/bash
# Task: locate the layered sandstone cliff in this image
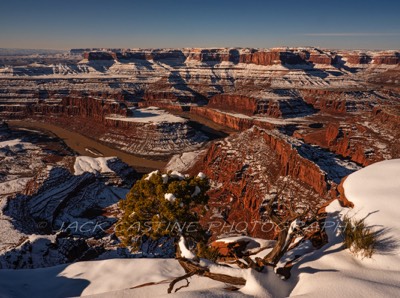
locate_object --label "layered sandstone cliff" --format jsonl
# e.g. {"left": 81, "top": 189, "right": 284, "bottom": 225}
{"left": 78, "top": 48, "right": 399, "bottom": 68}
{"left": 188, "top": 127, "right": 360, "bottom": 238}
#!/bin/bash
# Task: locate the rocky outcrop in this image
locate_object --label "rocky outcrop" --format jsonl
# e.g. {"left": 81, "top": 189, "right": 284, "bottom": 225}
{"left": 239, "top": 50, "right": 295, "bottom": 65}
{"left": 334, "top": 50, "right": 399, "bottom": 66}
{"left": 0, "top": 88, "right": 207, "bottom": 156}
{"left": 60, "top": 97, "right": 130, "bottom": 120}
{"left": 373, "top": 106, "right": 400, "bottom": 130}
{"left": 84, "top": 51, "right": 117, "bottom": 61}
{"left": 340, "top": 52, "right": 372, "bottom": 64}
{"left": 207, "top": 94, "right": 260, "bottom": 116}
{"left": 298, "top": 89, "right": 393, "bottom": 113}
{"left": 190, "top": 107, "right": 255, "bottom": 130}
{"left": 307, "top": 50, "right": 333, "bottom": 65}
{"left": 238, "top": 48, "right": 333, "bottom": 66}
{"left": 372, "top": 52, "right": 400, "bottom": 65}
{"left": 186, "top": 48, "right": 236, "bottom": 63}
{"left": 76, "top": 48, "right": 399, "bottom": 67}
{"left": 143, "top": 91, "right": 180, "bottom": 102}
{"left": 190, "top": 127, "right": 359, "bottom": 238}
{"left": 300, "top": 89, "right": 349, "bottom": 113}
{"left": 260, "top": 131, "right": 329, "bottom": 194}
{"left": 0, "top": 123, "right": 175, "bottom": 269}
{"left": 293, "top": 106, "right": 400, "bottom": 167}
{"left": 372, "top": 106, "right": 400, "bottom": 157}
{"left": 0, "top": 96, "right": 130, "bottom": 121}
{"left": 137, "top": 101, "right": 189, "bottom": 112}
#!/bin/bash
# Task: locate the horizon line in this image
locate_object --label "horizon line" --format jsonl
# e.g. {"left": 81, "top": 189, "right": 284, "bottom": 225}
{"left": 303, "top": 32, "right": 400, "bottom": 37}
{"left": 1, "top": 46, "right": 399, "bottom": 52}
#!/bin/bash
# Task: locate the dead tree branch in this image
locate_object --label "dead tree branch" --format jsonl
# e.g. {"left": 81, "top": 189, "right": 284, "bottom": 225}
{"left": 177, "top": 258, "right": 246, "bottom": 286}
{"left": 168, "top": 270, "right": 199, "bottom": 293}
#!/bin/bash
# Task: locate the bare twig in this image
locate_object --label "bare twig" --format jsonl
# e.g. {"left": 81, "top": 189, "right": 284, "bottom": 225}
{"left": 168, "top": 270, "right": 200, "bottom": 293}
{"left": 174, "top": 278, "right": 191, "bottom": 293}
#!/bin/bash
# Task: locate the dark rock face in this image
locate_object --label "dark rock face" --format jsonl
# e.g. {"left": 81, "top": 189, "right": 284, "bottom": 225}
{"left": 0, "top": 121, "right": 10, "bottom": 140}
{"left": 84, "top": 51, "right": 116, "bottom": 61}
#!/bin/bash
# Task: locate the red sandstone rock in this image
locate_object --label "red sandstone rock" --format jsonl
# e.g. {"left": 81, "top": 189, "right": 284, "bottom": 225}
{"left": 372, "top": 52, "right": 400, "bottom": 65}
{"left": 189, "top": 127, "right": 339, "bottom": 238}
{"left": 208, "top": 94, "right": 259, "bottom": 116}
{"left": 190, "top": 107, "right": 255, "bottom": 130}
{"left": 342, "top": 52, "right": 372, "bottom": 64}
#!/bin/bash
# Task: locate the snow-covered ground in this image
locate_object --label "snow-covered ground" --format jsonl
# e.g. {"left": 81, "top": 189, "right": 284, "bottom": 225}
{"left": 0, "top": 159, "right": 399, "bottom": 297}
{"left": 106, "top": 107, "right": 187, "bottom": 124}
{"left": 290, "top": 159, "right": 400, "bottom": 297}
{"left": 74, "top": 156, "right": 115, "bottom": 175}
{"left": 0, "top": 257, "right": 291, "bottom": 298}
{"left": 165, "top": 150, "right": 206, "bottom": 172}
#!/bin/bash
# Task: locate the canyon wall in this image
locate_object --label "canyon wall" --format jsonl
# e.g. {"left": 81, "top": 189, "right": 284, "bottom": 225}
{"left": 189, "top": 126, "right": 359, "bottom": 238}
{"left": 80, "top": 48, "right": 399, "bottom": 68}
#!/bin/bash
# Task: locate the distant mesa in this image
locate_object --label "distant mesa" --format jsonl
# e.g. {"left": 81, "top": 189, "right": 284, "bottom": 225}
{"left": 71, "top": 47, "right": 400, "bottom": 66}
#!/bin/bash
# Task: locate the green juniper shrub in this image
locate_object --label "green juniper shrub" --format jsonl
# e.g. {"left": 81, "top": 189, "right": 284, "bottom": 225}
{"left": 116, "top": 171, "right": 210, "bottom": 251}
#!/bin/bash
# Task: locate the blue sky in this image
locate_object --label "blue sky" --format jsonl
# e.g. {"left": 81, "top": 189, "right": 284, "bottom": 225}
{"left": 0, "top": 0, "right": 399, "bottom": 50}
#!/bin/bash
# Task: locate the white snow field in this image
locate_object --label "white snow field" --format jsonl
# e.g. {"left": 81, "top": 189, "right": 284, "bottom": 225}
{"left": 0, "top": 159, "right": 399, "bottom": 297}
{"left": 290, "top": 159, "right": 400, "bottom": 297}
{"left": 0, "top": 258, "right": 288, "bottom": 298}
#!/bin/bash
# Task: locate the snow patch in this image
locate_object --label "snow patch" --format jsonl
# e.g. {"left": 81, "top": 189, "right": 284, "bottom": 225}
{"left": 144, "top": 170, "right": 159, "bottom": 181}
{"left": 170, "top": 171, "right": 185, "bottom": 180}
{"left": 165, "top": 150, "right": 205, "bottom": 172}
{"left": 178, "top": 237, "right": 196, "bottom": 259}
{"left": 164, "top": 193, "right": 177, "bottom": 202}
{"left": 106, "top": 107, "right": 187, "bottom": 124}
{"left": 240, "top": 269, "right": 272, "bottom": 298}
{"left": 197, "top": 172, "right": 206, "bottom": 179}
{"left": 74, "top": 156, "right": 115, "bottom": 175}
{"left": 161, "top": 174, "right": 169, "bottom": 184}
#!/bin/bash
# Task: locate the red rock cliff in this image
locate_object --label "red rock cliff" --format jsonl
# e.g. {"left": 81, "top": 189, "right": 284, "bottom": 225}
{"left": 191, "top": 127, "right": 338, "bottom": 238}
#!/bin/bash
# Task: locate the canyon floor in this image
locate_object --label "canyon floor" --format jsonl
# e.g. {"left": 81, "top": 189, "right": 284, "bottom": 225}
{"left": 0, "top": 47, "right": 399, "bottom": 297}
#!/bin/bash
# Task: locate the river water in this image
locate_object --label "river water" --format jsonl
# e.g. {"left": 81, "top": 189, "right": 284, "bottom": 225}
{"left": 8, "top": 120, "right": 167, "bottom": 173}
